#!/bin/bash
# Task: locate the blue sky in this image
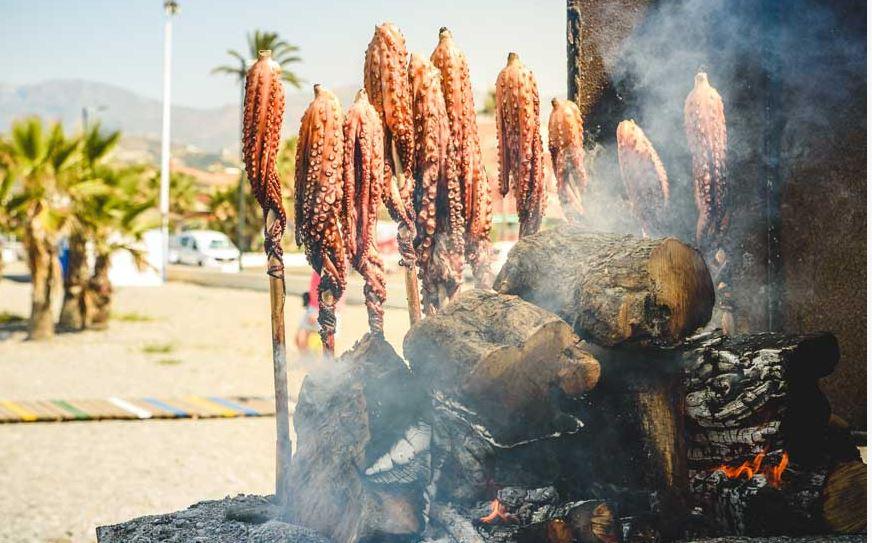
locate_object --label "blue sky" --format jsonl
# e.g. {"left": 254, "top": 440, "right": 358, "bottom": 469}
{"left": 0, "top": 0, "right": 567, "bottom": 109}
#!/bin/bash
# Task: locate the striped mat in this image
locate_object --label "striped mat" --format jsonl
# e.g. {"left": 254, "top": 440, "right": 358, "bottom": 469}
{"left": 0, "top": 396, "right": 276, "bottom": 423}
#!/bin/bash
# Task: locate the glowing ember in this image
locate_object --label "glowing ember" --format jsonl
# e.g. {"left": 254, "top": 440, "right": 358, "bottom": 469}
{"left": 479, "top": 499, "right": 518, "bottom": 525}
{"left": 714, "top": 451, "right": 790, "bottom": 488}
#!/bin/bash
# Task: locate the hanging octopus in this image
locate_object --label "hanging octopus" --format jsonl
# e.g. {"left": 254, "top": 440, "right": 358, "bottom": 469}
{"left": 242, "top": 50, "right": 286, "bottom": 265}
{"left": 684, "top": 71, "right": 732, "bottom": 332}
{"left": 341, "top": 90, "right": 387, "bottom": 335}
{"left": 548, "top": 98, "right": 588, "bottom": 222}
{"left": 495, "top": 52, "right": 545, "bottom": 238}
{"left": 364, "top": 22, "right": 418, "bottom": 277}
{"left": 430, "top": 27, "right": 494, "bottom": 287}
{"left": 408, "top": 53, "right": 465, "bottom": 315}
{"left": 684, "top": 71, "right": 728, "bottom": 252}
{"left": 616, "top": 120, "right": 670, "bottom": 238}
{"left": 294, "top": 85, "right": 347, "bottom": 356}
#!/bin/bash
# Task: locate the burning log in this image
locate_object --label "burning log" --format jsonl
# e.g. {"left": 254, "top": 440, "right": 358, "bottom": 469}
{"left": 616, "top": 119, "right": 670, "bottom": 238}
{"left": 431, "top": 27, "right": 494, "bottom": 288}
{"left": 404, "top": 289, "right": 600, "bottom": 445}
{"left": 494, "top": 225, "right": 714, "bottom": 347}
{"left": 286, "top": 334, "right": 429, "bottom": 543}
{"left": 342, "top": 90, "right": 387, "bottom": 334}
{"left": 364, "top": 22, "right": 422, "bottom": 323}
{"left": 495, "top": 52, "right": 545, "bottom": 238}
{"left": 408, "top": 52, "right": 465, "bottom": 314}
{"left": 548, "top": 98, "right": 589, "bottom": 222}
{"left": 682, "top": 331, "right": 841, "bottom": 467}
{"left": 691, "top": 452, "right": 866, "bottom": 536}
{"left": 294, "top": 85, "right": 347, "bottom": 356}
{"left": 241, "top": 50, "right": 292, "bottom": 503}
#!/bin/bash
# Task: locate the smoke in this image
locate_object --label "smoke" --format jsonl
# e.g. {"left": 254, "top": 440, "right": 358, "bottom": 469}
{"left": 576, "top": 0, "right": 865, "bottom": 245}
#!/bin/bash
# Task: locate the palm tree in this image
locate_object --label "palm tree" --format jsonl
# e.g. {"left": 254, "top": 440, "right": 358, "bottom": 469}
{"left": 211, "top": 30, "right": 303, "bottom": 87}
{"left": 212, "top": 30, "right": 302, "bottom": 263}
{"left": 0, "top": 118, "right": 80, "bottom": 340}
{"left": 58, "top": 123, "right": 121, "bottom": 331}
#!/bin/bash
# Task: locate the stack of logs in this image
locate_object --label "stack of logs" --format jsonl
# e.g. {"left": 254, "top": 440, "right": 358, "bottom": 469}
{"left": 284, "top": 225, "right": 865, "bottom": 543}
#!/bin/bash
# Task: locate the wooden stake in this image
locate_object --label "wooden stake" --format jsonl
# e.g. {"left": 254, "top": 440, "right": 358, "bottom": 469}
{"left": 391, "top": 141, "right": 421, "bottom": 324}
{"left": 265, "top": 209, "right": 292, "bottom": 505}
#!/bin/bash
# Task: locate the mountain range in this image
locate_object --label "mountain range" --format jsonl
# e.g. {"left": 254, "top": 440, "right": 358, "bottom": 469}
{"left": 0, "top": 79, "right": 360, "bottom": 157}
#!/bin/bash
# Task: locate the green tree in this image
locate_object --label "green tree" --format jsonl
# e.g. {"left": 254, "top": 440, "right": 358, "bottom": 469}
{"left": 0, "top": 118, "right": 80, "bottom": 339}
{"left": 211, "top": 30, "right": 303, "bottom": 88}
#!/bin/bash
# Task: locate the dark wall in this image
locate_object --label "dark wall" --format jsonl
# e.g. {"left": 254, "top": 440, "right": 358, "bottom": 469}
{"left": 567, "top": 0, "right": 866, "bottom": 427}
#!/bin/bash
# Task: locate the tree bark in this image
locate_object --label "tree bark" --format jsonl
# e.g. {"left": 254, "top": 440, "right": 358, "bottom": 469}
{"left": 24, "top": 216, "right": 58, "bottom": 340}
{"left": 494, "top": 225, "right": 714, "bottom": 348}
{"left": 404, "top": 289, "right": 600, "bottom": 445}
{"left": 58, "top": 232, "right": 89, "bottom": 331}
{"left": 87, "top": 252, "right": 112, "bottom": 329}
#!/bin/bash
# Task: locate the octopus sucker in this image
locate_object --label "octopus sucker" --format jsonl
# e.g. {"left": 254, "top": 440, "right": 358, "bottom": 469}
{"left": 616, "top": 119, "right": 670, "bottom": 238}
{"left": 548, "top": 97, "right": 588, "bottom": 222}
{"left": 430, "top": 27, "right": 494, "bottom": 287}
{"left": 408, "top": 52, "right": 464, "bottom": 314}
{"left": 684, "top": 71, "right": 728, "bottom": 252}
{"left": 342, "top": 89, "right": 387, "bottom": 334}
{"left": 295, "top": 84, "right": 347, "bottom": 355}
{"left": 495, "top": 52, "right": 545, "bottom": 238}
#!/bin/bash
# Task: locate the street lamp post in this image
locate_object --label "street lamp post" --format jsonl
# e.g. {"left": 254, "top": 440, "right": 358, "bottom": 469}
{"left": 158, "top": 0, "right": 179, "bottom": 283}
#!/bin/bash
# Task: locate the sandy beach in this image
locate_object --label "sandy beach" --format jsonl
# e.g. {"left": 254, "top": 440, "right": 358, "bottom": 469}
{"left": 0, "top": 275, "right": 409, "bottom": 542}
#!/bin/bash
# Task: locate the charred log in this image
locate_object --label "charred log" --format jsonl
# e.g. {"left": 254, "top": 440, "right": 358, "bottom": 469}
{"left": 286, "top": 334, "right": 429, "bottom": 543}
{"left": 404, "top": 289, "right": 600, "bottom": 446}
{"left": 682, "top": 331, "right": 841, "bottom": 467}
{"left": 494, "top": 226, "right": 714, "bottom": 348}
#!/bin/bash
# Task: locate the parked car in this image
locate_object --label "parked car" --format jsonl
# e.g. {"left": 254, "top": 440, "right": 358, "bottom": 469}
{"left": 173, "top": 230, "right": 239, "bottom": 269}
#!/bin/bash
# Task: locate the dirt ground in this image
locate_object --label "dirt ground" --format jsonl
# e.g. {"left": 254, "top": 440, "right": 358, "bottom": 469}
{"left": 0, "top": 277, "right": 409, "bottom": 543}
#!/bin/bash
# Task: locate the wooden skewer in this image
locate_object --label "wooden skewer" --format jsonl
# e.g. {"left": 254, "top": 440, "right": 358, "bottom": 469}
{"left": 391, "top": 141, "right": 421, "bottom": 325}
{"left": 265, "top": 208, "right": 293, "bottom": 504}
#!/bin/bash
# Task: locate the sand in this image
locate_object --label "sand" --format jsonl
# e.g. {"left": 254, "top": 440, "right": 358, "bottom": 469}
{"left": 0, "top": 277, "right": 409, "bottom": 542}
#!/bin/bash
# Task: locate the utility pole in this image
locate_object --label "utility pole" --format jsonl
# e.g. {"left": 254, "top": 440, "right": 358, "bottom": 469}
{"left": 159, "top": 0, "right": 179, "bottom": 283}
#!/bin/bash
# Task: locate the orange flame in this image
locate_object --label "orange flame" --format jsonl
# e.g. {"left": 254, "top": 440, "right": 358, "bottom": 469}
{"left": 714, "top": 451, "right": 789, "bottom": 488}
{"left": 480, "top": 499, "right": 519, "bottom": 525}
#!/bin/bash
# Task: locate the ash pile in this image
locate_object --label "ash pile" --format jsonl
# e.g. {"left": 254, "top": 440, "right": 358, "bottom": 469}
{"left": 282, "top": 227, "right": 865, "bottom": 543}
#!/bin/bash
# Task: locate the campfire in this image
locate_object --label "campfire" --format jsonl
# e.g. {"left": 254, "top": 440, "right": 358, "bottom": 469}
{"left": 714, "top": 451, "right": 789, "bottom": 488}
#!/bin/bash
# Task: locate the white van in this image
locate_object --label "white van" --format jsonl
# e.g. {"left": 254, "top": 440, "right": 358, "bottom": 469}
{"left": 172, "top": 230, "right": 239, "bottom": 269}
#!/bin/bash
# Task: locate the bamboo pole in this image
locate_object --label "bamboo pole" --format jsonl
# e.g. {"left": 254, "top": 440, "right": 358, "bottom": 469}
{"left": 391, "top": 141, "right": 421, "bottom": 325}
{"left": 265, "top": 209, "right": 292, "bottom": 504}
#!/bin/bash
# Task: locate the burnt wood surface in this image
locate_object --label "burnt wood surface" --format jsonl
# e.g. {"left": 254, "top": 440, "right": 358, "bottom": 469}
{"left": 404, "top": 289, "right": 600, "bottom": 445}
{"left": 682, "top": 331, "right": 841, "bottom": 467}
{"left": 286, "top": 334, "right": 429, "bottom": 543}
{"left": 494, "top": 226, "right": 714, "bottom": 348}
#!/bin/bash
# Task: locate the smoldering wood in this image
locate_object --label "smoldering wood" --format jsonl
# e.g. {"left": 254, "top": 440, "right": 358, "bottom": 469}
{"left": 682, "top": 331, "right": 840, "bottom": 467}
{"left": 404, "top": 289, "right": 601, "bottom": 445}
{"left": 494, "top": 226, "right": 714, "bottom": 348}
{"left": 580, "top": 343, "right": 689, "bottom": 540}
{"left": 286, "top": 334, "right": 430, "bottom": 543}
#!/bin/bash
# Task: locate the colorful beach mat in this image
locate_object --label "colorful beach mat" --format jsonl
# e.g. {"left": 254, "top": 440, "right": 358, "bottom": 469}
{"left": 0, "top": 396, "right": 277, "bottom": 423}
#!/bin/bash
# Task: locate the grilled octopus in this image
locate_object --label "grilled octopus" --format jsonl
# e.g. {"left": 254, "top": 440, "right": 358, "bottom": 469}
{"left": 684, "top": 71, "right": 728, "bottom": 252}
{"left": 364, "top": 22, "right": 418, "bottom": 274}
{"left": 408, "top": 53, "right": 465, "bottom": 315}
{"left": 616, "top": 119, "right": 670, "bottom": 238}
{"left": 295, "top": 85, "right": 347, "bottom": 355}
{"left": 341, "top": 90, "right": 387, "bottom": 335}
{"left": 242, "top": 51, "right": 286, "bottom": 267}
{"left": 430, "top": 27, "right": 494, "bottom": 287}
{"left": 496, "top": 53, "right": 545, "bottom": 238}
{"left": 548, "top": 98, "right": 588, "bottom": 222}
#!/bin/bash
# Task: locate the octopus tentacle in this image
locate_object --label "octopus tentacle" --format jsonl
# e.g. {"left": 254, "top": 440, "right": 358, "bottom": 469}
{"left": 294, "top": 85, "right": 347, "bottom": 355}
{"left": 548, "top": 98, "right": 588, "bottom": 222}
{"left": 431, "top": 27, "right": 494, "bottom": 287}
{"left": 342, "top": 89, "right": 387, "bottom": 335}
{"left": 495, "top": 52, "right": 545, "bottom": 238}
{"left": 408, "top": 53, "right": 464, "bottom": 314}
{"left": 684, "top": 71, "right": 728, "bottom": 252}
{"left": 616, "top": 119, "right": 670, "bottom": 238}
